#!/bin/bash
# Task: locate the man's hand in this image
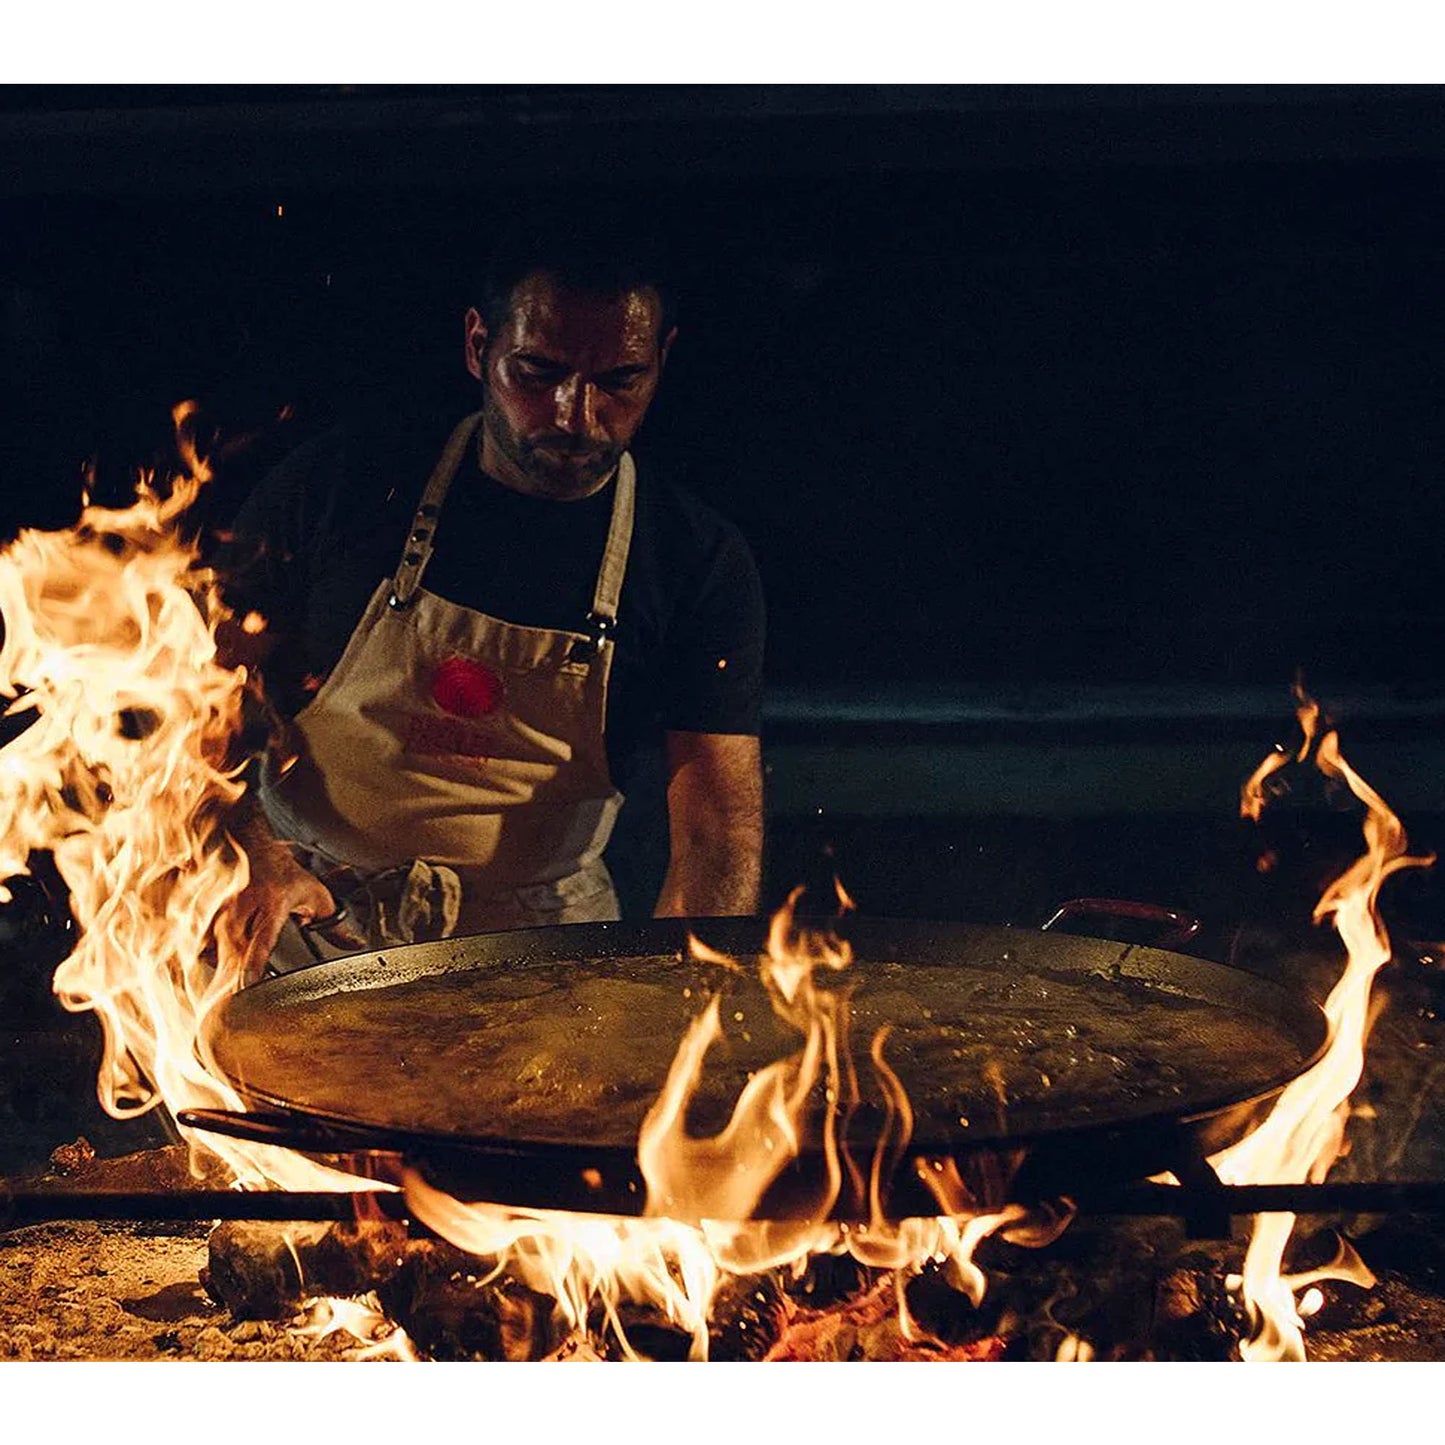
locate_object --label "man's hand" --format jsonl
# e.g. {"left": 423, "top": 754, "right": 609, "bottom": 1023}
{"left": 220, "top": 815, "right": 351, "bottom": 985}
{"left": 655, "top": 731, "right": 763, "bottom": 918}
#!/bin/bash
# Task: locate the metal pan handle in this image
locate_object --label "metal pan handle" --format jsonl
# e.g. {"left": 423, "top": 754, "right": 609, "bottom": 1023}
{"left": 1040, "top": 897, "right": 1202, "bottom": 949}
{"left": 176, "top": 1107, "right": 397, "bottom": 1154}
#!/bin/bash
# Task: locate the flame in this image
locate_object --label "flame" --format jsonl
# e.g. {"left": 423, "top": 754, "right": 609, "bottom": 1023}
{"left": 12, "top": 415, "right": 1401, "bottom": 1361}
{"left": 0, "top": 406, "right": 359, "bottom": 1191}
{"left": 1240, "top": 679, "right": 1321, "bottom": 823}
{"left": 641, "top": 888, "right": 854, "bottom": 1247}
{"left": 1214, "top": 688, "right": 1426, "bottom": 1360}
{"left": 1055, "top": 1333, "right": 1095, "bottom": 1362}
{"left": 402, "top": 1170, "right": 725, "bottom": 1361}
{"left": 406, "top": 888, "right": 1070, "bottom": 1359}
{"left": 293, "top": 1294, "right": 418, "bottom": 1360}
{"left": 0, "top": 415, "right": 1062, "bottom": 1359}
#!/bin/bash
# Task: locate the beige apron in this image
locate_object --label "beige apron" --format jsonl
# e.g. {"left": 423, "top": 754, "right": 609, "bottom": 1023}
{"left": 261, "top": 411, "right": 633, "bottom": 966}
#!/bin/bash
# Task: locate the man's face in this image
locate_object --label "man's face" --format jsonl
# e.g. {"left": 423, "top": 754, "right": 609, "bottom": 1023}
{"left": 465, "top": 271, "right": 674, "bottom": 501}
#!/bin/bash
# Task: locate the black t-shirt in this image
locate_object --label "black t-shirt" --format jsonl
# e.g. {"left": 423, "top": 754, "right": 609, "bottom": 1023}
{"left": 217, "top": 416, "right": 765, "bottom": 789}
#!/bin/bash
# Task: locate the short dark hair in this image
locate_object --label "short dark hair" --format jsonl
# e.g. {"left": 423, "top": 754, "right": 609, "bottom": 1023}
{"left": 477, "top": 201, "right": 677, "bottom": 339}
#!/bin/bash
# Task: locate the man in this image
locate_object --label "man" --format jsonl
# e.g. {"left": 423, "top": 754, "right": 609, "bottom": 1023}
{"left": 218, "top": 217, "right": 765, "bottom": 982}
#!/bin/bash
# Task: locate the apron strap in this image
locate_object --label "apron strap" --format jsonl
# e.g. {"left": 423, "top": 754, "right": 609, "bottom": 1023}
{"left": 389, "top": 415, "right": 637, "bottom": 641}
{"left": 585, "top": 452, "right": 636, "bottom": 648}
{"left": 388, "top": 411, "right": 482, "bottom": 610}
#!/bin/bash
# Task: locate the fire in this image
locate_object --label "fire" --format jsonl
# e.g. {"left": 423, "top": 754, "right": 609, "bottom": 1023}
{"left": 385, "top": 696, "right": 1434, "bottom": 1361}
{"left": 402, "top": 1172, "right": 725, "bottom": 1361}
{"left": 3, "top": 413, "right": 1054, "bottom": 1360}
{"left": 293, "top": 1294, "right": 418, "bottom": 1361}
{"left": 1240, "top": 686, "right": 1321, "bottom": 824}
{"left": 0, "top": 406, "right": 360, "bottom": 1191}
{"left": 0, "top": 418, "right": 1417, "bottom": 1361}
{"left": 1213, "top": 689, "right": 1429, "bottom": 1360}
{"left": 404, "top": 886, "right": 1070, "bottom": 1359}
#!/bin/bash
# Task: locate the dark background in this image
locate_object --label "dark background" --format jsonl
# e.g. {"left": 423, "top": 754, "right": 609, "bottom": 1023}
{"left": 7, "top": 85, "right": 1445, "bottom": 1176}
{"left": 3, "top": 83, "right": 1444, "bottom": 698}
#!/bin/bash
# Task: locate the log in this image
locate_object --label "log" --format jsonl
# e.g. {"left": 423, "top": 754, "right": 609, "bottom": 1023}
{"left": 203, "top": 1219, "right": 410, "bottom": 1320}
{"left": 903, "top": 1263, "right": 1008, "bottom": 1346}
{"left": 1150, "top": 1262, "right": 1244, "bottom": 1360}
{"left": 709, "top": 1271, "right": 791, "bottom": 1361}
{"left": 375, "top": 1240, "right": 561, "bottom": 1361}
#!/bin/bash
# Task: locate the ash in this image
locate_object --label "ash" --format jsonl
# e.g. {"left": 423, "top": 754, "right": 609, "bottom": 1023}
{"left": 0, "top": 1221, "right": 375, "bottom": 1362}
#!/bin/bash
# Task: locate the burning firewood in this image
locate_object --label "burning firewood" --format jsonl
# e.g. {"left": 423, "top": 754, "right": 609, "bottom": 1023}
{"left": 705, "top": 1271, "right": 792, "bottom": 1360}
{"left": 375, "top": 1240, "right": 561, "bottom": 1361}
{"left": 1152, "top": 1255, "right": 1248, "bottom": 1360}
{"left": 204, "top": 1219, "right": 410, "bottom": 1321}
{"left": 765, "top": 1274, "right": 1006, "bottom": 1361}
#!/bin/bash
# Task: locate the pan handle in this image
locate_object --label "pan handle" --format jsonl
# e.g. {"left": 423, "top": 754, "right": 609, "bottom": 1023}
{"left": 176, "top": 1107, "right": 397, "bottom": 1154}
{"left": 1040, "top": 898, "right": 1201, "bottom": 949}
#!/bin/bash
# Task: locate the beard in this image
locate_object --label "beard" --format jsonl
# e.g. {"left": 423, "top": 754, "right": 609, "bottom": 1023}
{"left": 481, "top": 389, "right": 624, "bottom": 500}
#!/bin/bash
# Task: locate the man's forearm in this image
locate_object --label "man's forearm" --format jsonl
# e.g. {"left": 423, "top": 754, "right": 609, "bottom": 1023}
{"left": 655, "top": 730, "right": 764, "bottom": 918}
{"left": 655, "top": 828, "right": 762, "bottom": 917}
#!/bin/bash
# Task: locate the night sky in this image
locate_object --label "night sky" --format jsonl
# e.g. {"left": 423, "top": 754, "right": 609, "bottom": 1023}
{"left": 3, "top": 85, "right": 1443, "bottom": 698}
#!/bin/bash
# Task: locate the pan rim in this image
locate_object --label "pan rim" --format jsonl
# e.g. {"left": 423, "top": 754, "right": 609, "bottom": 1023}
{"left": 201, "top": 915, "right": 1331, "bottom": 1195}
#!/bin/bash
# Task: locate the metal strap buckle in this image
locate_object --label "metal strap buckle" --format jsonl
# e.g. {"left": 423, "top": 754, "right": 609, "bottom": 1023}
{"left": 568, "top": 612, "right": 614, "bottom": 662}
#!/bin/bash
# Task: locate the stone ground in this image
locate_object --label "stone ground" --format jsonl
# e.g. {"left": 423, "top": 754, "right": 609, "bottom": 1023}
{"left": 3, "top": 1193, "right": 1444, "bottom": 1361}
{"left": 0, "top": 1220, "right": 399, "bottom": 1362}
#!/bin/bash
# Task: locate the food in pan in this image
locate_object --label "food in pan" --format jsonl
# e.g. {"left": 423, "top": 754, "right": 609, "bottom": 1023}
{"left": 209, "top": 951, "right": 1312, "bottom": 1152}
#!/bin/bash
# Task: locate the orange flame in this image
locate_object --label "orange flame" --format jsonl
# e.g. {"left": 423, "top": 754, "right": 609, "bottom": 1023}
{"left": 402, "top": 1169, "right": 725, "bottom": 1361}
{"left": 18, "top": 418, "right": 1401, "bottom": 1362}
{"left": 1240, "top": 679, "right": 1321, "bottom": 823}
{"left": 0, "top": 419, "right": 1059, "bottom": 1358}
{"left": 406, "top": 888, "right": 1070, "bottom": 1358}
{"left": 0, "top": 408, "right": 361, "bottom": 1191}
{"left": 293, "top": 1294, "right": 419, "bottom": 1360}
{"left": 1215, "top": 688, "right": 1429, "bottom": 1360}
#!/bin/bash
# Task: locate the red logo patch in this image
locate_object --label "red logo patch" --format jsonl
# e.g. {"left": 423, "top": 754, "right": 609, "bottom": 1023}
{"left": 430, "top": 656, "right": 503, "bottom": 718}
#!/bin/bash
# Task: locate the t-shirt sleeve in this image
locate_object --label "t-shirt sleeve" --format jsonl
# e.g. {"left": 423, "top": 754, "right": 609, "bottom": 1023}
{"left": 659, "top": 518, "right": 765, "bottom": 736}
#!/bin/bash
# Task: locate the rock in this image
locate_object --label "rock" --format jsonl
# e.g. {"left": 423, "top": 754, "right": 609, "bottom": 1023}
{"left": 47, "top": 1138, "right": 96, "bottom": 1175}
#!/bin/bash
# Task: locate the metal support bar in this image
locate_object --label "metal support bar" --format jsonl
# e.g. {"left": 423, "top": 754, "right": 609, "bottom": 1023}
{"left": 1073, "top": 1180, "right": 1445, "bottom": 1225}
{"left": 6, "top": 1181, "right": 1445, "bottom": 1231}
{"left": 1159, "top": 1151, "right": 1232, "bottom": 1239}
{"left": 0, "top": 1190, "right": 412, "bottom": 1227}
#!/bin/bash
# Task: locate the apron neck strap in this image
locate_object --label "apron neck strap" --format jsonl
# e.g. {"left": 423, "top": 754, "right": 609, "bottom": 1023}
{"left": 389, "top": 416, "right": 638, "bottom": 633}
{"left": 388, "top": 411, "right": 482, "bottom": 611}
{"left": 587, "top": 451, "right": 635, "bottom": 639}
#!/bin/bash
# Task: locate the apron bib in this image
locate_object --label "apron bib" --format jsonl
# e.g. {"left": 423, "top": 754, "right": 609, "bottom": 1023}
{"left": 261, "top": 411, "right": 633, "bottom": 964}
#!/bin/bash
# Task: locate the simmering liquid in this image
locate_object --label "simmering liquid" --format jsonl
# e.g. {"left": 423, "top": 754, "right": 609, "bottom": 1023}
{"left": 208, "top": 951, "right": 1312, "bottom": 1151}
